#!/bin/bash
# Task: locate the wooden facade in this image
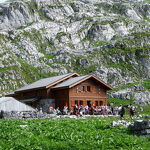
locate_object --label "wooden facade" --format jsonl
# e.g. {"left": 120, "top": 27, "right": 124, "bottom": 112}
{"left": 6, "top": 73, "right": 112, "bottom": 111}
{"left": 52, "top": 78, "right": 108, "bottom": 110}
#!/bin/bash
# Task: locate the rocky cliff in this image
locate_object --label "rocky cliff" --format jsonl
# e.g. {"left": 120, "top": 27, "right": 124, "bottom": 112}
{"left": 0, "top": 0, "right": 150, "bottom": 103}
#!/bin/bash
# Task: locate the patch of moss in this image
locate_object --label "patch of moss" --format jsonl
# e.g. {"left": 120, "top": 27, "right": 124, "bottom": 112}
{"left": 109, "top": 82, "right": 140, "bottom": 93}
{"left": 17, "top": 22, "right": 34, "bottom": 30}
{"left": 46, "top": 5, "right": 55, "bottom": 9}
{"left": 55, "top": 32, "right": 67, "bottom": 39}
{"left": 136, "top": 54, "right": 150, "bottom": 59}
{"left": 82, "top": 16, "right": 93, "bottom": 21}
{"left": 108, "top": 98, "right": 132, "bottom": 106}
{"left": 43, "top": 55, "right": 55, "bottom": 59}
{"left": 17, "top": 58, "right": 41, "bottom": 83}
{"left": 144, "top": 17, "right": 150, "bottom": 22}
{"left": 68, "top": 54, "right": 97, "bottom": 75}
{"left": 79, "top": 65, "right": 97, "bottom": 74}
{"left": 100, "top": 20, "right": 118, "bottom": 25}
{"left": 27, "top": 0, "right": 38, "bottom": 14}
{"left": 143, "top": 80, "right": 150, "bottom": 91}
{"left": 131, "top": 32, "right": 150, "bottom": 38}
{"left": 94, "top": 2, "right": 112, "bottom": 11}
{"left": 92, "top": 41, "right": 106, "bottom": 46}
{"left": 0, "top": 33, "right": 5, "bottom": 39}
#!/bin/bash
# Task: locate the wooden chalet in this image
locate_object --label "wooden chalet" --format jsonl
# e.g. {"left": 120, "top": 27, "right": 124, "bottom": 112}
{"left": 6, "top": 73, "right": 112, "bottom": 112}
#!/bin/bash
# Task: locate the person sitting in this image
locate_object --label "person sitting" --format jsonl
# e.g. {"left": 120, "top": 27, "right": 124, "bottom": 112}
{"left": 90, "top": 106, "right": 94, "bottom": 115}
{"left": 49, "top": 104, "right": 54, "bottom": 114}
{"left": 79, "top": 105, "right": 84, "bottom": 117}
{"left": 63, "top": 106, "right": 68, "bottom": 115}
{"left": 73, "top": 104, "right": 78, "bottom": 115}
{"left": 56, "top": 107, "right": 61, "bottom": 115}
{"left": 84, "top": 105, "right": 88, "bottom": 115}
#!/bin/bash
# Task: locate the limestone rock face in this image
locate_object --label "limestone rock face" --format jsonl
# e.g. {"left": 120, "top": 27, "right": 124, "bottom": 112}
{"left": 109, "top": 85, "right": 150, "bottom": 104}
{"left": 0, "top": 0, "right": 149, "bottom": 104}
{"left": 0, "top": 1, "right": 37, "bottom": 30}
{"left": 88, "top": 24, "right": 115, "bottom": 41}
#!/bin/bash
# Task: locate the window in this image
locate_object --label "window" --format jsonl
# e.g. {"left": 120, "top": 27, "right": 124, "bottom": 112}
{"left": 75, "top": 100, "right": 83, "bottom": 106}
{"left": 95, "top": 101, "right": 98, "bottom": 106}
{"left": 81, "top": 86, "right": 85, "bottom": 92}
{"left": 100, "top": 101, "right": 103, "bottom": 106}
{"left": 80, "top": 100, "right": 83, "bottom": 105}
{"left": 75, "top": 87, "right": 78, "bottom": 93}
{"left": 94, "top": 101, "right": 103, "bottom": 106}
{"left": 99, "top": 88, "right": 101, "bottom": 94}
{"left": 75, "top": 100, "right": 78, "bottom": 105}
{"left": 87, "top": 86, "right": 91, "bottom": 92}
{"left": 87, "top": 101, "right": 91, "bottom": 107}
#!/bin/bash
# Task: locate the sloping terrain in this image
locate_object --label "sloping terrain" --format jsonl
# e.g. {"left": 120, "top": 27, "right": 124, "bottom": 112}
{"left": 0, "top": 0, "right": 150, "bottom": 103}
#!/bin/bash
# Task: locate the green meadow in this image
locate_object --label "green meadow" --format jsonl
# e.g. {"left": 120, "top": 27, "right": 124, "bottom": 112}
{"left": 0, "top": 117, "right": 150, "bottom": 150}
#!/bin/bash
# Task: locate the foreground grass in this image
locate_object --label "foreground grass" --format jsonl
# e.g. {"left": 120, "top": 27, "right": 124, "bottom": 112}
{"left": 0, "top": 118, "right": 150, "bottom": 150}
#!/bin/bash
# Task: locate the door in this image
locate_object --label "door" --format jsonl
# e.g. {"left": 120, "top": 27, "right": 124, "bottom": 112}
{"left": 87, "top": 101, "right": 91, "bottom": 107}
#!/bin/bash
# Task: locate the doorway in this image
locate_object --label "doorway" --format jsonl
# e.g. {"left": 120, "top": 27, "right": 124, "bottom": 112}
{"left": 87, "top": 101, "right": 91, "bottom": 107}
{"left": 100, "top": 101, "right": 103, "bottom": 106}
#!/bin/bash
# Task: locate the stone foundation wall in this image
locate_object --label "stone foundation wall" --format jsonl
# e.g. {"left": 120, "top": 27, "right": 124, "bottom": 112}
{"left": 0, "top": 111, "right": 118, "bottom": 120}
{"left": 0, "top": 111, "right": 54, "bottom": 120}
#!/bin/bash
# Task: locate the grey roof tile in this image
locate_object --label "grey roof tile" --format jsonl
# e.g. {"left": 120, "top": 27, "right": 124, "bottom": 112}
{"left": 52, "top": 75, "right": 89, "bottom": 89}
{"left": 16, "top": 73, "right": 74, "bottom": 92}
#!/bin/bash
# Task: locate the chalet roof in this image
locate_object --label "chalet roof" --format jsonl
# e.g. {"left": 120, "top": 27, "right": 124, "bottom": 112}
{"left": 52, "top": 75, "right": 112, "bottom": 90}
{"left": 16, "top": 73, "right": 79, "bottom": 92}
{"left": 52, "top": 75, "right": 89, "bottom": 89}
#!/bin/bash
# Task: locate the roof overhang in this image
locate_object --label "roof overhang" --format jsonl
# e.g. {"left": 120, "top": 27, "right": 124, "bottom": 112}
{"left": 45, "top": 72, "right": 80, "bottom": 89}
{"left": 53, "top": 75, "right": 113, "bottom": 90}
{"left": 20, "top": 97, "right": 38, "bottom": 102}
{"left": 89, "top": 75, "right": 113, "bottom": 90}
{"left": 5, "top": 92, "right": 18, "bottom": 97}
{"left": 15, "top": 87, "right": 45, "bottom": 94}
{"left": 69, "top": 75, "right": 112, "bottom": 90}
{"left": 14, "top": 73, "right": 80, "bottom": 93}
{"left": 52, "top": 86, "right": 70, "bottom": 91}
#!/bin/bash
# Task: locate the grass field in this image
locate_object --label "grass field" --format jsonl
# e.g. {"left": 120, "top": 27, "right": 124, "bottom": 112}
{"left": 0, "top": 118, "right": 150, "bottom": 150}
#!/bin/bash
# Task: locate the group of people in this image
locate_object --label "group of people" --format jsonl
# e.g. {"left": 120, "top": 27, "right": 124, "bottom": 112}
{"left": 49, "top": 106, "right": 69, "bottom": 115}
{"left": 48, "top": 104, "right": 136, "bottom": 119}
{"left": 73, "top": 104, "right": 115, "bottom": 116}
{"left": 118, "top": 104, "right": 136, "bottom": 119}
